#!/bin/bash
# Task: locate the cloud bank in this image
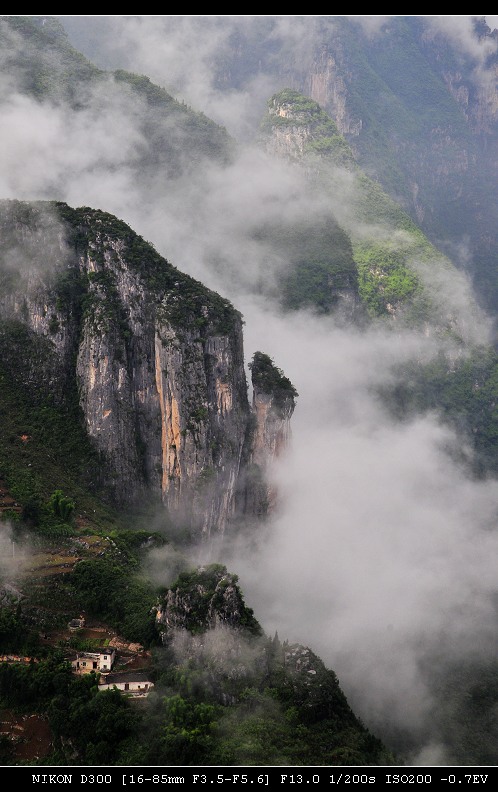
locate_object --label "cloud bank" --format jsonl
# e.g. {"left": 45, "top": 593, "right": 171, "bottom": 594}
{"left": 222, "top": 305, "right": 498, "bottom": 763}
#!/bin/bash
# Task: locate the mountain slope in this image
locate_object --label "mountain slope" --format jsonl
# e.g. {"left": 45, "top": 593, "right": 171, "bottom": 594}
{"left": 213, "top": 14, "right": 498, "bottom": 317}
{"left": 306, "top": 15, "right": 498, "bottom": 315}
{"left": 0, "top": 15, "right": 234, "bottom": 191}
{"left": 261, "top": 87, "right": 489, "bottom": 338}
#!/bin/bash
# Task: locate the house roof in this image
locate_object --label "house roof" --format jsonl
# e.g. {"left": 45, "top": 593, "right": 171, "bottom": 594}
{"left": 100, "top": 671, "right": 153, "bottom": 685}
{"left": 76, "top": 647, "right": 115, "bottom": 657}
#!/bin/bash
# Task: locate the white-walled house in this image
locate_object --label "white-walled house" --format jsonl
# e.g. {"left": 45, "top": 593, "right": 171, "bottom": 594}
{"left": 71, "top": 647, "right": 116, "bottom": 674}
{"left": 98, "top": 671, "right": 154, "bottom": 697}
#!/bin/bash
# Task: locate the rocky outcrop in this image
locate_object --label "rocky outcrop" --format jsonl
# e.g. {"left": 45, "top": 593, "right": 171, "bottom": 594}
{"left": 154, "top": 566, "right": 373, "bottom": 744}
{"left": 155, "top": 563, "right": 262, "bottom": 636}
{"left": 250, "top": 352, "right": 296, "bottom": 461}
{"left": 239, "top": 352, "right": 297, "bottom": 517}
{"left": 263, "top": 88, "right": 357, "bottom": 170}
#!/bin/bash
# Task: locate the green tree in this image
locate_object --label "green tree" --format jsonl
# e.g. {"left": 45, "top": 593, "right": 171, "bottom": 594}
{"left": 48, "top": 489, "right": 75, "bottom": 521}
{"left": 160, "top": 694, "right": 219, "bottom": 765}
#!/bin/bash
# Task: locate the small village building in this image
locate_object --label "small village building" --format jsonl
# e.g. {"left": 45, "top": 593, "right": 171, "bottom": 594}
{"left": 71, "top": 647, "right": 116, "bottom": 674}
{"left": 98, "top": 671, "right": 154, "bottom": 697}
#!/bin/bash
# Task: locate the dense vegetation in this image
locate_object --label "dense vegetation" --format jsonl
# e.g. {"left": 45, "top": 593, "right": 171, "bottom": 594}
{"left": 0, "top": 561, "right": 393, "bottom": 765}
{"left": 0, "top": 320, "right": 112, "bottom": 533}
{"left": 0, "top": 15, "right": 102, "bottom": 101}
{"left": 249, "top": 351, "right": 298, "bottom": 417}
{"left": 251, "top": 215, "right": 360, "bottom": 315}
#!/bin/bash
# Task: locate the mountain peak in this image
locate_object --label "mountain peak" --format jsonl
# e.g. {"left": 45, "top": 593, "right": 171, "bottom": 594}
{"left": 262, "top": 87, "right": 357, "bottom": 167}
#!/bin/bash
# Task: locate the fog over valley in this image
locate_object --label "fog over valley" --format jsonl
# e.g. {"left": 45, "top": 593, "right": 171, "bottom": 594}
{"left": 2, "top": 15, "right": 498, "bottom": 766}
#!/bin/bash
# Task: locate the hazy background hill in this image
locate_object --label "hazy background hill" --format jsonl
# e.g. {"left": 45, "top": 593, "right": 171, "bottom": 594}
{"left": 1, "top": 15, "right": 498, "bottom": 766}
{"left": 60, "top": 14, "right": 498, "bottom": 320}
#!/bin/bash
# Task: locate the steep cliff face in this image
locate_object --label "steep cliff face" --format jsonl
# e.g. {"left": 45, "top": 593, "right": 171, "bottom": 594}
{"left": 264, "top": 88, "right": 357, "bottom": 170}
{"left": 0, "top": 199, "right": 251, "bottom": 538}
{"left": 417, "top": 17, "right": 498, "bottom": 136}
{"left": 298, "top": 17, "right": 488, "bottom": 196}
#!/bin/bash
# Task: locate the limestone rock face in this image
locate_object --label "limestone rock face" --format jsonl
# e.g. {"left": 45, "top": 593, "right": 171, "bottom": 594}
{"left": 0, "top": 199, "right": 300, "bottom": 538}
{"left": 0, "top": 199, "right": 250, "bottom": 538}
